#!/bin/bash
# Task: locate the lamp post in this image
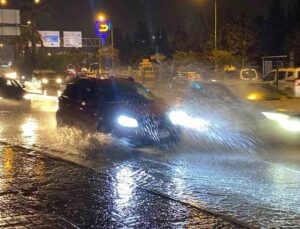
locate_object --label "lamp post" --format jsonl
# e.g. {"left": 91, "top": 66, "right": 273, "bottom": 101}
{"left": 214, "top": 0, "right": 217, "bottom": 51}
{"left": 96, "top": 13, "right": 114, "bottom": 76}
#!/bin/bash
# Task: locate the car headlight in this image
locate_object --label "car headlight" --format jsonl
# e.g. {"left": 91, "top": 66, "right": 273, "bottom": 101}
{"left": 42, "top": 78, "right": 48, "bottom": 84}
{"left": 56, "top": 78, "right": 62, "bottom": 84}
{"left": 117, "top": 115, "right": 138, "bottom": 128}
{"left": 5, "top": 72, "right": 17, "bottom": 79}
{"left": 23, "top": 94, "right": 32, "bottom": 100}
{"left": 169, "top": 110, "right": 209, "bottom": 131}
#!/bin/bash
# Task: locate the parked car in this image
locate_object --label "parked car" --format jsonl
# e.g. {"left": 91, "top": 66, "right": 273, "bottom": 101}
{"left": 0, "top": 75, "right": 26, "bottom": 100}
{"left": 240, "top": 69, "right": 259, "bottom": 80}
{"left": 56, "top": 77, "right": 180, "bottom": 146}
{"left": 263, "top": 67, "right": 300, "bottom": 96}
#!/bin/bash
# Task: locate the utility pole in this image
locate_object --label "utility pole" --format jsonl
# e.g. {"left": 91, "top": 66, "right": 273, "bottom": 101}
{"left": 111, "top": 23, "right": 114, "bottom": 75}
{"left": 214, "top": 0, "right": 217, "bottom": 51}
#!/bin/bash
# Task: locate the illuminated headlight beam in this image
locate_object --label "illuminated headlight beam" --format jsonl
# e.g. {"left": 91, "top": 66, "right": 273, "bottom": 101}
{"left": 262, "top": 112, "right": 290, "bottom": 122}
{"left": 169, "top": 111, "right": 209, "bottom": 132}
{"left": 280, "top": 119, "right": 300, "bottom": 132}
{"left": 5, "top": 72, "right": 17, "bottom": 79}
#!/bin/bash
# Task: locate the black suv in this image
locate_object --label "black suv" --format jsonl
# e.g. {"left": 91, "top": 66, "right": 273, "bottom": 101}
{"left": 56, "top": 77, "right": 180, "bottom": 146}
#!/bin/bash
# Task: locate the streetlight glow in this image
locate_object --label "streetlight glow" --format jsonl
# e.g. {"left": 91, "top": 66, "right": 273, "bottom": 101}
{"left": 98, "top": 14, "right": 106, "bottom": 21}
{"left": 34, "top": 0, "right": 41, "bottom": 4}
{"left": 0, "top": 0, "right": 7, "bottom": 6}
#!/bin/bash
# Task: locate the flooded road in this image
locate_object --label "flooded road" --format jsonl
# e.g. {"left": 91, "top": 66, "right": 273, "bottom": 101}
{"left": 0, "top": 89, "right": 300, "bottom": 228}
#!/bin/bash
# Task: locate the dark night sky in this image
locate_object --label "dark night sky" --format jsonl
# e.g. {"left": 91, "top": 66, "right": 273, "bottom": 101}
{"left": 9, "top": 0, "right": 293, "bottom": 38}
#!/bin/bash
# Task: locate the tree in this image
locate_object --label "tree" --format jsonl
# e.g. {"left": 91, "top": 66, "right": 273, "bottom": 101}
{"left": 209, "top": 50, "right": 236, "bottom": 69}
{"left": 225, "top": 15, "right": 259, "bottom": 67}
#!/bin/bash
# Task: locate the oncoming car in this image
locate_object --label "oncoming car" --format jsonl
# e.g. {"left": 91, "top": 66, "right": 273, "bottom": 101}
{"left": 32, "top": 70, "right": 65, "bottom": 92}
{"left": 56, "top": 77, "right": 180, "bottom": 146}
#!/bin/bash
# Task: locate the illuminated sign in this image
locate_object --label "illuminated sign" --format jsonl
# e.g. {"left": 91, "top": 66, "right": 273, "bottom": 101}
{"left": 95, "top": 20, "right": 111, "bottom": 36}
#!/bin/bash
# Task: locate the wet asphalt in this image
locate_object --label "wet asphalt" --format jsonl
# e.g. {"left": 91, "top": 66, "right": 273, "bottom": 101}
{"left": 0, "top": 83, "right": 300, "bottom": 228}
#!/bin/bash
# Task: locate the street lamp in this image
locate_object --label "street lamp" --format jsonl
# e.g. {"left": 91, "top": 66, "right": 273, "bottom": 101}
{"left": 214, "top": 0, "right": 217, "bottom": 51}
{"left": 0, "top": 0, "right": 7, "bottom": 6}
{"left": 96, "top": 13, "right": 114, "bottom": 75}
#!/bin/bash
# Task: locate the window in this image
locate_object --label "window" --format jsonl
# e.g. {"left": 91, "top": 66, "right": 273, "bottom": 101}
{"left": 278, "top": 71, "right": 286, "bottom": 80}
{"left": 64, "top": 83, "right": 81, "bottom": 101}
{"left": 287, "top": 72, "right": 294, "bottom": 78}
{"left": 263, "top": 72, "right": 275, "bottom": 81}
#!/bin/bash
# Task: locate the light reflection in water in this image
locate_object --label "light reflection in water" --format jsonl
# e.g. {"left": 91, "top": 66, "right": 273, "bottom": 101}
{"left": 21, "top": 118, "right": 38, "bottom": 145}
{"left": 114, "top": 165, "right": 135, "bottom": 208}
{"left": 0, "top": 147, "right": 15, "bottom": 191}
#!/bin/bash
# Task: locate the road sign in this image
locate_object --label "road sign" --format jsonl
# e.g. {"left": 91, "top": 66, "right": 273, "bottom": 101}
{"left": 0, "top": 9, "right": 20, "bottom": 36}
{"left": 63, "top": 31, "right": 82, "bottom": 48}
{"left": 39, "top": 31, "right": 60, "bottom": 47}
{"left": 95, "top": 20, "right": 111, "bottom": 36}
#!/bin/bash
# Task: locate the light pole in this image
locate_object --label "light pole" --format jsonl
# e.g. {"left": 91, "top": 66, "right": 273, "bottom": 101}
{"left": 214, "top": 0, "right": 217, "bottom": 51}
{"left": 111, "top": 22, "right": 114, "bottom": 75}
{"left": 96, "top": 13, "right": 114, "bottom": 76}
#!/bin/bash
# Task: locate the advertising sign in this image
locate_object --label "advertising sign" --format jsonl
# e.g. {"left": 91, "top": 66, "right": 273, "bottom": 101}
{"left": 39, "top": 31, "right": 60, "bottom": 47}
{"left": 0, "top": 9, "right": 20, "bottom": 36}
{"left": 63, "top": 31, "right": 82, "bottom": 48}
{"left": 95, "top": 20, "right": 111, "bottom": 36}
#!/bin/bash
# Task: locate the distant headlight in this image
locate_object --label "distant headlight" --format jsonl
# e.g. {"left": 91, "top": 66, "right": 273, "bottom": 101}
{"left": 169, "top": 110, "right": 209, "bottom": 131}
{"left": 5, "top": 72, "right": 17, "bottom": 79}
{"left": 23, "top": 94, "right": 32, "bottom": 100}
{"left": 42, "top": 78, "right": 48, "bottom": 84}
{"left": 117, "top": 115, "right": 138, "bottom": 128}
{"left": 56, "top": 78, "right": 62, "bottom": 84}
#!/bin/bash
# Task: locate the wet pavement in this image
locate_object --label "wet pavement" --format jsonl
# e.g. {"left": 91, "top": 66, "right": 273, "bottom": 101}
{"left": 0, "top": 85, "right": 300, "bottom": 228}
{"left": 0, "top": 145, "right": 239, "bottom": 228}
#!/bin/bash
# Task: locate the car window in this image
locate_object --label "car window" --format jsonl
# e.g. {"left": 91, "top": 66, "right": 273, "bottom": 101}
{"left": 241, "top": 70, "right": 257, "bottom": 79}
{"left": 263, "top": 71, "right": 275, "bottom": 81}
{"left": 98, "top": 83, "right": 154, "bottom": 102}
{"left": 278, "top": 71, "right": 286, "bottom": 80}
{"left": 287, "top": 71, "right": 294, "bottom": 78}
{"left": 64, "top": 83, "right": 81, "bottom": 101}
{"left": 6, "top": 79, "right": 21, "bottom": 88}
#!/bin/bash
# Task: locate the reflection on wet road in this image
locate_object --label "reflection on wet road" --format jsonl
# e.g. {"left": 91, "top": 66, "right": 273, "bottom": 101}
{"left": 0, "top": 92, "right": 300, "bottom": 227}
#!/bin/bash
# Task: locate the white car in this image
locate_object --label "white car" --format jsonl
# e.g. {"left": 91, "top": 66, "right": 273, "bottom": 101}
{"left": 263, "top": 67, "right": 300, "bottom": 97}
{"left": 240, "top": 69, "right": 259, "bottom": 80}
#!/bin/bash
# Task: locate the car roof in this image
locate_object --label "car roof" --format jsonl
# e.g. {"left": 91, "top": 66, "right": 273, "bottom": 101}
{"left": 73, "top": 77, "right": 138, "bottom": 87}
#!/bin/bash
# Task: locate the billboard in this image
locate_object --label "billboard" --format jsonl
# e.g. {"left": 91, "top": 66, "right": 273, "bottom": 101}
{"left": 95, "top": 20, "right": 111, "bottom": 37}
{"left": 39, "top": 31, "right": 60, "bottom": 47}
{"left": 63, "top": 31, "right": 82, "bottom": 48}
{"left": 0, "top": 9, "right": 20, "bottom": 36}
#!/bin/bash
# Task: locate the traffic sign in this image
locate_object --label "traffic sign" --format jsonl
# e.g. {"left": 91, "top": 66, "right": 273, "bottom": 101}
{"left": 63, "top": 31, "right": 82, "bottom": 48}
{"left": 95, "top": 20, "right": 111, "bottom": 37}
{"left": 39, "top": 31, "right": 60, "bottom": 47}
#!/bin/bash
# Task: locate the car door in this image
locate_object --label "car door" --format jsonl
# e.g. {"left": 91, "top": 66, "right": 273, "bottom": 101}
{"left": 285, "top": 71, "right": 295, "bottom": 94}
{"left": 77, "top": 81, "right": 99, "bottom": 129}
{"left": 277, "top": 70, "right": 288, "bottom": 91}
{"left": 58, "top": 82, "right": 82, "bottom": 124}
